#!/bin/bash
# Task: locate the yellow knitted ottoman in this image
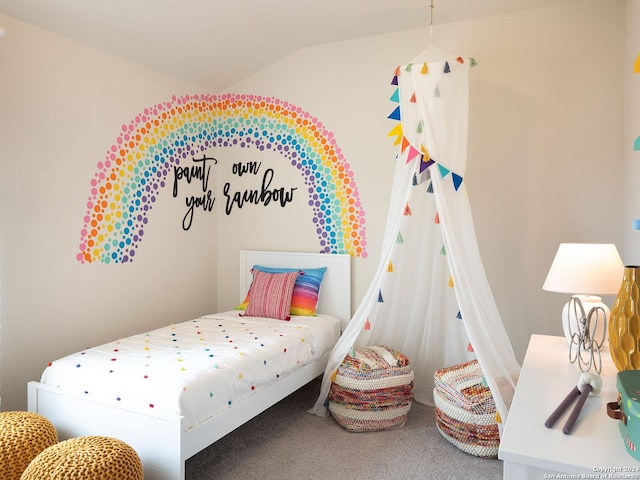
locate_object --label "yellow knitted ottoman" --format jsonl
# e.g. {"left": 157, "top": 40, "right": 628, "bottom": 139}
{"left": 0, "top": 411, "right": 58, "bottom": 480}
{"left": 21, "top": 436, "right": 143, "bottom": 480}
{"left": 329, "top": 345, "right": 414, "bottom": 432}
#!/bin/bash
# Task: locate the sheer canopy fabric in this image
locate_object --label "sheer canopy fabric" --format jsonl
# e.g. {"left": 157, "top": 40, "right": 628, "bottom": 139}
{"left": 311, "top": 54, "right": 520, "bottom": 429}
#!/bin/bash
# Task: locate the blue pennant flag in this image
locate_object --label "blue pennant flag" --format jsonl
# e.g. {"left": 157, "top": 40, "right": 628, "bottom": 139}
{"left": 388, "top": 106, "right": 401, "bottom": 121}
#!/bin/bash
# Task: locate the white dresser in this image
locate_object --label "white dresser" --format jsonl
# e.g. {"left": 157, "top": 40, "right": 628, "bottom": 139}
{"left": 499, "top": 334, "right": 640, "bottom": 479}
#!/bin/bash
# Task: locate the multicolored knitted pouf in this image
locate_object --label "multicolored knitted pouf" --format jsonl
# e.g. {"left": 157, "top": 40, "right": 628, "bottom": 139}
{"left": 329, "top": 345, "right": 414, "bottom": 432}
{"left": 433, "top": 359, "right": 500, "bottom": 458}
{"left": 20, "top": 435, "right": 143, "bottom": 480}
{"left": 0, "top": 411, "right": 58, "bottom": 480}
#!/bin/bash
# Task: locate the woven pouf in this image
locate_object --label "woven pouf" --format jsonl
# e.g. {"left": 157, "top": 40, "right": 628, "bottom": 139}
{"left": 329, "top": 345, "right": 414, "bottom": 432}
{"left": 433, "top": 359, "right": 500, "bottom": 458}
{"left": 21, "top": 435, "right": 143, "bottom": 480}
{"left": 0, "top": 411, "right": 58, "bottom": 480}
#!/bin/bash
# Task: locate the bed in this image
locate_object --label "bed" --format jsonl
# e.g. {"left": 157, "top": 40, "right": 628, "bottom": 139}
{"left": 27, "top": 250, "right": 351, "bottom": 480}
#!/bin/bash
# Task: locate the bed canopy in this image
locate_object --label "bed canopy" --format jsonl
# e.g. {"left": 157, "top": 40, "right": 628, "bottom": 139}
{"left": 311, "top": 45, "right": 521, "bottom": 429}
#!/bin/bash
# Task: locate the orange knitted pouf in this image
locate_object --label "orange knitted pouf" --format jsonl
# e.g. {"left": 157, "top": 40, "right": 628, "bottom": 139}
{"left": 21, "top": 436, "right": 143, "bottom": 480}
{"left": 0, "top": 411, "right": 58, "bottom": 480}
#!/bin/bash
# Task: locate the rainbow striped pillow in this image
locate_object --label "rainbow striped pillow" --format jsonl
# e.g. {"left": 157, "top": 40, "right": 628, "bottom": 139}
{"left": 237, "top": 265, "right": 327, "bottom": 316}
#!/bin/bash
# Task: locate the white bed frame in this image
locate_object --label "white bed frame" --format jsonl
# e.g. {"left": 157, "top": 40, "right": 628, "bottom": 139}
{"left": 28, "top": 250, "right": 351, "bottom": 480}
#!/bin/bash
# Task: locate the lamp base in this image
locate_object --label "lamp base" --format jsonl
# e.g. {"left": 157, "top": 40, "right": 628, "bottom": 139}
{"left": 561, "top": 294, "right": 609, "bottom": 349}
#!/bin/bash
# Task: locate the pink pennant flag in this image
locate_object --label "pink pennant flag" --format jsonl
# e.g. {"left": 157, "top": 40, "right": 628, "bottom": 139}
{"left": 406, "top": 145, "right": 421, "bottom": 164}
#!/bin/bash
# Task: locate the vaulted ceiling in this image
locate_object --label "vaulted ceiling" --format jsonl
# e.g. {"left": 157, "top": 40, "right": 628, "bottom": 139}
{"left": 0, "top": 0, "right": 583, "bottom": 92}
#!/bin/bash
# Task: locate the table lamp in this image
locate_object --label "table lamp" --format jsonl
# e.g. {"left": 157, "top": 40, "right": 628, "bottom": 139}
{"left": 542, "top": 243, "right": 624, "bottom": 371}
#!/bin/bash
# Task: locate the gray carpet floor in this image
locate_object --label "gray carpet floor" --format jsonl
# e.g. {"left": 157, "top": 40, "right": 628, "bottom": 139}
{"left": 185, "top": 376, "right": 503, "bottom": 479}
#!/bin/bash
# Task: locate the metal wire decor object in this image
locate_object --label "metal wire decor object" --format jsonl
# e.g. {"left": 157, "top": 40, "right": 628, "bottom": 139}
{"left": 566, "top": 296, "right": 606, "bottom": 374}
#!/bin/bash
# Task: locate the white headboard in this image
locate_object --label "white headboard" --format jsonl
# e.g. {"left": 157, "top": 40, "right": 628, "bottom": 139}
{"left": 239, "top": 250, "right": 352, "bottom": 326}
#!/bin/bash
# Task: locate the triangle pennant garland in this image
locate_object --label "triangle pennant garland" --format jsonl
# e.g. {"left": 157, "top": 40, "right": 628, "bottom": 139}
{"left": 385, "top": 65, "right": 466, "bottom": 195}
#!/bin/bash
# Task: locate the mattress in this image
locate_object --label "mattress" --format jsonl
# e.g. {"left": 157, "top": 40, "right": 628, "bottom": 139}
{"left": 40, "top": 311, "right": 341, "bottom": 430}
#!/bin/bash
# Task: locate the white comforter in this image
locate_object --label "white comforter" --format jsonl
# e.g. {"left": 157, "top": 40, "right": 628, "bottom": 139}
{"left": 41, "top": 311, "right": 340, "bottom": 430}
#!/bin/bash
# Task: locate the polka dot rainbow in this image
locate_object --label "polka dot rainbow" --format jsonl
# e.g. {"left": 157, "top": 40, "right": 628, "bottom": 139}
{"left": 78, "top": 93, "right": 367, "bottom": 263}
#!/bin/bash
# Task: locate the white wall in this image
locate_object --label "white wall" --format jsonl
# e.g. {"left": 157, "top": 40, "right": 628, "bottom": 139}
{"left": 0, "top": 16, "right": 217, "bottom": 410}
{"left": 0, "top": 0, "right": 626, "bottom": 411}
{"left": 625, "top": 0, "right": 640, "bottom": 264}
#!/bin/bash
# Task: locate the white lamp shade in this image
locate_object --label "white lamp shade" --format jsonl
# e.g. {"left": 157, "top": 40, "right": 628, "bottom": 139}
{"left": 542, "top": 243, "right": 624, "bottom": 295}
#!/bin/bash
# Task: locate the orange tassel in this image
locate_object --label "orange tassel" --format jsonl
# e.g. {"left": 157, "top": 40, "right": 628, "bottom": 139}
{"left": 404, "top": 203, "right": 412, "bottom": 216}
{"left": 434, "top": 212, "right": 440, "bottom": 224}
{"left": 456, "top": 56, "right": 464, "bottom": 64}
{"left": 364, "top": 319, "right": 371, "bottom": 331}
{"left": 467, "top": 342, "right": 474, "bottom": 352}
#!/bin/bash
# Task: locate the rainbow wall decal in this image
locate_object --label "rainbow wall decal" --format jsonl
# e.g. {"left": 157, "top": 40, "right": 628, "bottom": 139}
{"left": 78, "top": 94, "right": 366, "bottom": 263}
